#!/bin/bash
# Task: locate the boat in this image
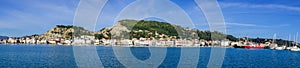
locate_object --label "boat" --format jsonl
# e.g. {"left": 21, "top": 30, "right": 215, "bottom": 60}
{"left": 286, "top": 47, "right": 292, "bottom": 50}
{"left": 275, "top": 46, "right": 286, "bottom": 50}
{"left": 245, "top": 45, "right": 265, "bottom": 49}
{"left": 290, "top": 32, "right": 300, "bottom": 51}
{"left": 269, "top": 33, "right": 277, "bottom": 49}
{"left": 291, "top": 49, "right": 300, "bottom": 51}
{"left": 244, "top": 43, "right": 265, "bottom": 49}
{"left": 275, "top": 35, "right": 290, "bottom": 50}
{"left": 269, "top": 46, "right": 275, "bottom": 50}
{"left": 290, "top": 46, "right": 300, "bottom": 51}
{"left": 233, "top": 38, "right": 245, "bottom": 48}
{"left": 233, "top": 45, "right": 245, "bottom": 48}
{"left": 286, "top": 34, "right": 292, "bottom": 50}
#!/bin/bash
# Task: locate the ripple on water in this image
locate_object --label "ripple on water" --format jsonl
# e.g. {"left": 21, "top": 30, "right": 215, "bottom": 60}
{"left": 0, "top": 45, "right": 300, "bottom": 67}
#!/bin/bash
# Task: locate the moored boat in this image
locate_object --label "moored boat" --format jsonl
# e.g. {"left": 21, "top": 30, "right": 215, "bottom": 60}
{"left": 286, "top": 47, "right": 292, "bottom": 50}
{"left": 275, "top": 46, "right": 286, "bottom": 50}
{"left": 290, "top": 46, "right": 300, "bottom": 51}
{"left": 245, "top": 45, "right": 265, "bottom": 49}
{"left": 269, "top": 47, "right": 275, "bottom": 49}
{"left": 291, "top": 49, "right": 300, "bottom": 51}
{"left": 233, "top": 45, "right": 245, "bottom": 48}
{"left": 244, "top": 43, "right": 265, "bottom": 49}
{"left": 290, "top": 32, "right": 300, "bottom": 51}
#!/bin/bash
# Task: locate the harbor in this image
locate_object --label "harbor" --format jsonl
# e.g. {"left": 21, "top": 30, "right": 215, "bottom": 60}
{"left": 1, "top": 0, "right": 300, "bottom": 67}
{"left": 1, "top": 34, "right": 299, "bottom": 52}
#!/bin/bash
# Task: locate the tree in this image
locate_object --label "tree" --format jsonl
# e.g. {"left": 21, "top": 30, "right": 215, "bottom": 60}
{"left": 95, "top": 34, "right": 105, "bottom": 39}
{"left": 227, "top": 35, "right": 238, "bottom": 41}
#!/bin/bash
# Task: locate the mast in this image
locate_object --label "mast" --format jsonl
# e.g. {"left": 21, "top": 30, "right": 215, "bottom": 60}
{"left": 288, "top": 34, "right": 291, "bottom": 46}
{"left": 285, "top": 35, "right": 290, "bottom": 46}
{"left": 271, "top": 33, "right": 277, "bottom": 47}
{"left": 294, "top": 35, "right": 296, "bottom": 46}
{"left": 272, "top": 33, "right": 276, "bottom": 44}
{"left": 297, "top": 32, "right": 299, "bottom": 45}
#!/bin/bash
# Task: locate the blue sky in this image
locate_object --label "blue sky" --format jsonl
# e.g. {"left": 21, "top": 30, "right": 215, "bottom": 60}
{"left": 0, "top": 0, "right": 299, "bottom": 41}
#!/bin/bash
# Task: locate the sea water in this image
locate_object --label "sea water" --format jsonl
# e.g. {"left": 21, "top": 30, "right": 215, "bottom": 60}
{"left": 0, "top": 44, "right": 300, "bottom": 68}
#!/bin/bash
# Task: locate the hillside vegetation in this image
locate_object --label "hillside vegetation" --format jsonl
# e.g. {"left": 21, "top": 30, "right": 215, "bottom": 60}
{"left": 101, "top": 20, "right": 238, "bottom": 41}
{"left": 119, "top": 20, "right": 179, "bottom": 37}
{"left": 20, "top": 20, "right": 238, "bottom": 41}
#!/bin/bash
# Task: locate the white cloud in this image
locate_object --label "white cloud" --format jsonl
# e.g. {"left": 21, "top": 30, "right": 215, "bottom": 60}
{"left": 226, "top": 22, "right": 257, "bottom": 26}
{"left": 194, "top": 22, "right": 256, "bottom": 27}
{"left": 220, "top": 2, "right": 300, "bottom": 12}
{"left": 194, "top": 22, "right": 289, "bottom": 28}
{"left": 227, "top": 22, "right": 290, "bottom": 28}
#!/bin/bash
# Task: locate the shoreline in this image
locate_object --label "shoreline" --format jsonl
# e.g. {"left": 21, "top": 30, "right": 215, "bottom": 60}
{"left": 0, "top": 44, "right": 233, "bottom": 48}
{"left": 1, "top": 44, "right": 299, "bottom": 52}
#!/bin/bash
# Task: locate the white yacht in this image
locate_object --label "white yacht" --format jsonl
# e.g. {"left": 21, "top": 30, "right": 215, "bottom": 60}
{"left": 286, "top": 34, "right": 293, "bottom": 50}
{"left": 286, "top": 47, "right": 292, "bottom": 50}
{"left": 290, "top": 46, "right": 300, "bottom": 51}
{"left": 291, "top": 32, "right": 300, "bottom": 51}
{"left": 275, "top": 46, "right": 286, "bottom": 50}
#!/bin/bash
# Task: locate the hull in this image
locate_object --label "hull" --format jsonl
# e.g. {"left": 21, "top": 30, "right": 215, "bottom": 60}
{"left": 275, "top": 47, "right": 286, "bottom": 50}
{"left": 290, "top": 47, "right": 300, "bottom": 51}
{"left": 245, "top": 46, "right": 265, "bottom": 49}
{"left": 291, "top": 49, "right": 300, "bottom": 51}
{"left": 286, "top": 47, "right": 292, "bottom": 50}
{"left": 233, "top": 45, "right": 245, "bottom": 48}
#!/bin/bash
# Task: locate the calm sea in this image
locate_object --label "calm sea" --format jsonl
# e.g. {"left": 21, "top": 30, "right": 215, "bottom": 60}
{"left": 0, "top": 44, "right": 300, "bottom": 68}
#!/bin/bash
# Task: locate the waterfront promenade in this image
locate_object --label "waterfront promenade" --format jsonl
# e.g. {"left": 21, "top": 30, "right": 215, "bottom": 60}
{"left": 0, "top": 36, "right": 234, "bottom": 47}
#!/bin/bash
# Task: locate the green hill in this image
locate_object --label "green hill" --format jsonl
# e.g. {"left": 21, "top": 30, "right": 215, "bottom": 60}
{"left": 102, "top": 19, "right": 238, "bottom": 41}
{"left": 119, "top": 20, "right": 179, "bottom": 37}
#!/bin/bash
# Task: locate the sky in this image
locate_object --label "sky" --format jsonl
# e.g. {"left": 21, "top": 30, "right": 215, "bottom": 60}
{"left": 0, "top": 0, "right": 299, "bottom": 42}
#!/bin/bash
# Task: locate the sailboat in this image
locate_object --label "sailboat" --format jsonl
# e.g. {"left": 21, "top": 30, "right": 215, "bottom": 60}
{"left": 275, "top": 46, "right": 286, "bottom": 50}
{"left": 270, "top": 33, "right": 277, "bottom": 49}
{"left": 275, "top": 35, "right": 289, "bottom": 50}
{"left": 286, "top": 34, "right": 293, "bottom": 50}
{"left": 290, "top": 32, "right": 300, "bottom": 51}
{"left": 290, "top": 46, "right": 300, "bottom": 51}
